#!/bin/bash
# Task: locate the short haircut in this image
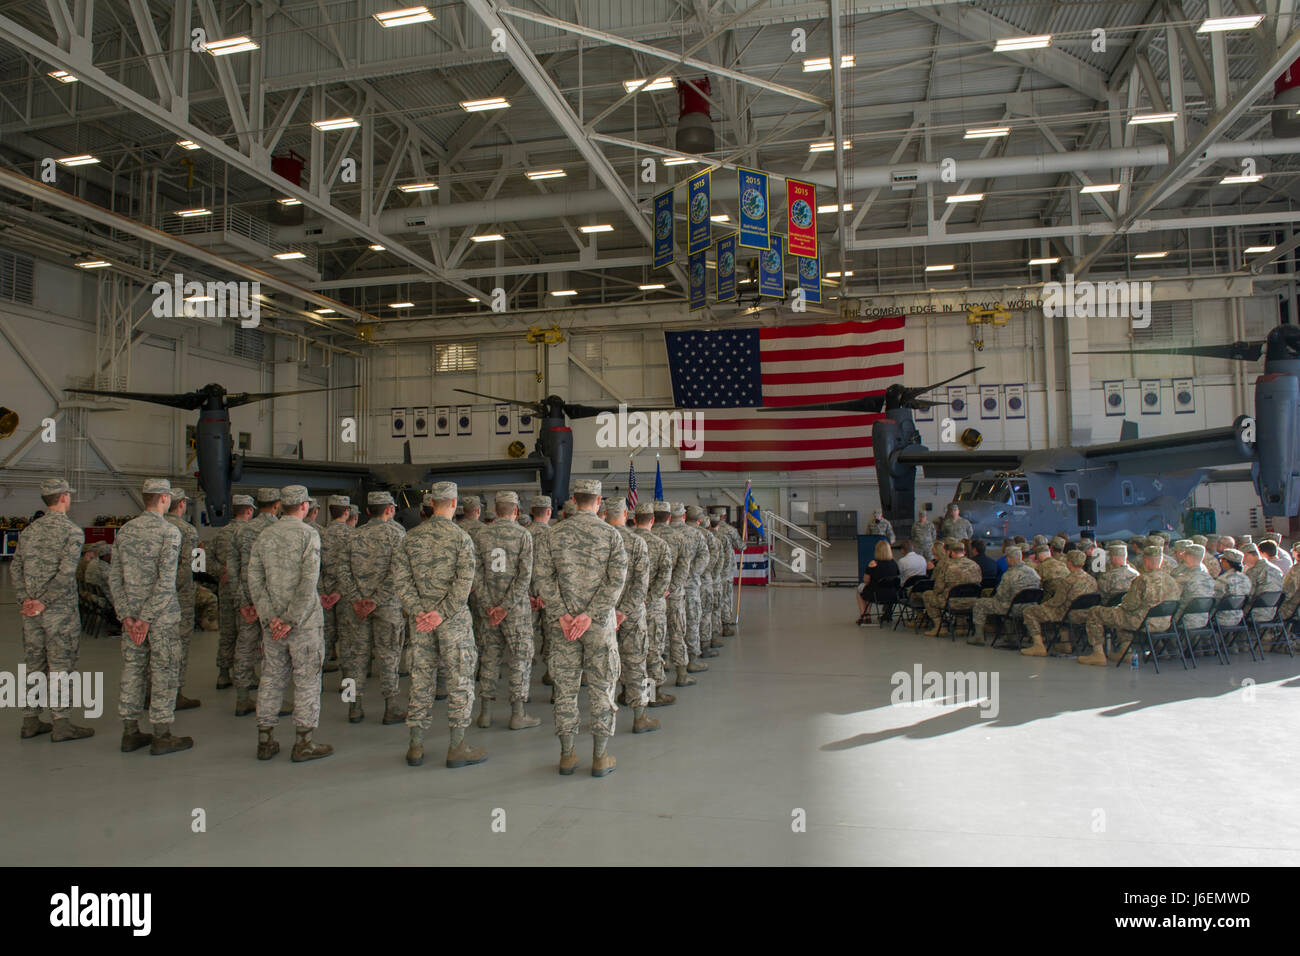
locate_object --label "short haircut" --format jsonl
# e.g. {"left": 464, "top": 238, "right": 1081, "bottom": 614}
{"left": 1013, "top": 535, "right": 1027, "bottom": 545}
{"left": 496, "top": 501, "right": 515, "bottom": 518}
{"left": 1001, "top": 538, "right": 1013, "bottom": 549}
{"left": 463, "top": 499, "right": 481, "bottom": 514}
{"left": 971, "top": 540, "right": 986, "bottom": 555}
{"left": 573, "top": 492, "right": 598, "bottom": 507}
{"left": 41, "top": 492, "right": 66, "bottom": 507}
{"left": 635, "top": 513, "right": 654, "bottom": 526}
{"left": 874, "top": 540, "right": 893, "bottom": 561}
{"left": 1260, "top": 540, "right": 1278, "bottom": 558}
{"left": 234, "top": 504, "right": 255, "bottom": 517}
{"left": 367, "top": 504, "right": 388, "bottom": 517}
{"left": 420, "top": 505, "right": 435, "bottom": 519}
{"left": 329, "top": 505, "right": 349, "bottom": 519}
{"left": 531, "top": 505, "right": 550, "bottom": 517}
{"left": 143, "top": 492, "right": 166, "bottom": 509}
{"left": 897, "top": 539, "right": 912, "bottom": 553}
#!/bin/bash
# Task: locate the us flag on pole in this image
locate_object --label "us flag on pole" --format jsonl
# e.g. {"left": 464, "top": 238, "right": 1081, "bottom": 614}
{"left": 626, "top": 459, "right": 638, "bottom": 509}
{"left": 664, "top": 316, "right": 905, "bottom": 471}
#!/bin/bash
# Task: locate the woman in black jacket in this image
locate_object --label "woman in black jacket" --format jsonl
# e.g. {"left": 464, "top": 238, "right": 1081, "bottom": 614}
{"left": 857, "top": 541, "right": 900, "bottom": 625}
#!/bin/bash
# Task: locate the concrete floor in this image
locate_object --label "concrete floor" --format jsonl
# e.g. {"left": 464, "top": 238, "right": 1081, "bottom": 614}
{"left": 3, "top": 579, "right": 1299, "bottom": 866}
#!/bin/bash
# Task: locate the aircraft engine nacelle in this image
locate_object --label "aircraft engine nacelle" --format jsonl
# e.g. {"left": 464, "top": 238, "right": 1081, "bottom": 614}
{"left": 873, "top": 411, "right": 920, "bottom": 526}
{"left": 197, "top": 410, "right": 234, "bottom": 526}
{"left": 1253, "top": 373, "right": 1300, "bottom": 516}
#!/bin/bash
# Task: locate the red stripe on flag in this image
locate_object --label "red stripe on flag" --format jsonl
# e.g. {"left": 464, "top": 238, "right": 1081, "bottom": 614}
{"left": 700, "top": 436, "right": 870, "bottom": 452}
{"left": 681, "top": 457, "right": 875, "bottom": 471}
{"left": 761, "top": 367, "right": 896, "bottom": 386}
{"left": 760, "top": 341, "right": 905, "bottom": 364}
{"left": 761, "top": 390, "right": 897, "bottom": 407}
{"left": 758, "top": 316, "right": 905, "bottom": 340}
{"left": 690, "top": 414, "right": 879, "bottom": 430}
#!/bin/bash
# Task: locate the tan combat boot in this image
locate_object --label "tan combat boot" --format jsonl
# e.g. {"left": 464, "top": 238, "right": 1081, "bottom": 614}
{"left": 1021, "top": 635, "right": 1048, "bottom": 657}
{"left": 150, "top": 723, "right": 194, "bottom": 756}
{"left": 476, "top": 697, "right": 492, "bottom": 729}
{"left": 675, "top": 665, "right": 696, "bottom": 687}
{"left": 1077, "top": 638, "right": 1109, "bottom": 666}
{"left": 120, "top": 720, "right": 153, "bottom": 752}
{"left": 446, "top": 727, "right": 487, "bottom": 768}
{"left": 686, "top": 660, "right": 708, "bottom": 673}
{"left": 21, "top": 715, "right": 52, "bottom": 739}
{"left": 721, "top": 625, "right": 736, "bottom": 636}
{"left": 382, "top": 697, "right": 407, "bottom": 725}
{"left": 632, "top": 707, "right": 660, "bottom": 734}
{"left": 292, "top": 727, "right": 333, "bottom": 762}
{"left": 51, "top": 718, "right": 94, "bottom": 742}
{"left": 348, "top": 702, "right": 364, "bottom": 723}
{"left": 508, "top": 700, "right": 541, "bottom": 730}
{"left": 558, "top": 735, "right": 578, "bottom": 775}
{"left": 592, "top": 736, "right": 616, "bottom": 778}
{"left": 323, "top": 658, "right": 339, "bottom": 673}
{"left": 256, "top": 727, "right": 280, "bottom": 760}
{"left": 175, "top": 690, "right": 201, "bottom": 710}
{"left": 648, "top": 687, "right": 676, "bottom": 707}
{"left": 542, "top": 670, "right": 553, "bottom": 686}
{"left": 215, "top": 667, "right": 233, "bottom": 689}
{"left": 923, "top": 621, "right": 942, "bottom": 637}
{"left": 234, "top": 692, "right": 257, "bottom": 717}
{"left": 406, "top": 728, "right": 425, "bottom": 767}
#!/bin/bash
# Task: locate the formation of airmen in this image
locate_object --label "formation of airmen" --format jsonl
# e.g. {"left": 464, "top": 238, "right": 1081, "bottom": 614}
{"left": 12, "top": 475, "right": 744, "bottom": 779}
{"left": 898, "top": 525, "right": 1298, "bottom": 664}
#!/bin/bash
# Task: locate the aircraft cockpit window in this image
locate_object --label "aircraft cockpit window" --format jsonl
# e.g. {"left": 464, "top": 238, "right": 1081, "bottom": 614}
{"left": 955, "top": 480, "right": 978, "bottom": 501}
{"left": 1011, "top": 479, "right": 1031, "bottom": 506}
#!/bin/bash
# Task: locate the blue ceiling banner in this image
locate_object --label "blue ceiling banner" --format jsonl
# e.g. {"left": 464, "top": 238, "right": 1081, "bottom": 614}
{"left": 715, "top": 234, "right": 737, "bottom": 302}
{"left": 652, "top": 187, "right": 675, "bottom": 269}
{"left": 737, "top": 167, "right": 770, "bottom": 250}
{"left": 689, "top": 248, "right": 707, "bottom": 311}
{"left": 797, "top": 253, "right": 821, "bottom": 304}
{"left": 687, "top": 170, "right": 711, "bottom": 254}
{"left": 759, "top": 234, "right": 784, "bottom": 298}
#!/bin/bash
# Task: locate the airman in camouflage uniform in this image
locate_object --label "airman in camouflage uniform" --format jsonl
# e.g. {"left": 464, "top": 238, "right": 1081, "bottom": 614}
{"left": 230, "top": 488, "right": 282, "bottom": 715}
{"left": 608, "top": 498, "right": 658, "bottom": 733}
{"left": 634, "top": 501, "right": 675, "bottom": 705}
{"left": 340, "top": 490, "right": 407, "bottom": 724}
{"left": 1213, "top": 548, "right": 1253, "bottom": 627}
{"left": 707, "top": 514, "right": 729, "bottom": 643}
{"left": 697, "top": 509, "right": 725, "bottom": 651}
{"left": 1172, "top": 542, "right": 1215, "bottom": 631}
{"left": 12, "top": 477, "right": 94, "bottom": 742}
{"left": 248, "top": 485, "right": 332, "bottom": 762}
{"left": 347, "top": 504, "right": 359, "bottom": 527}
{"left": 912, "top": 512, "right": 937, "bottom": 559}
{"left": 561, "top": 498, "right": 577, "bottom": 519}
{"left": 940, "top": 505, "right": 973, "bottom": 542}
{"left": 527, "top": 496, "right": 555, "bottom": 683}
{"left": 1022, "top": 550, "right": 1097, "bottom": 656}
{"left": 472, "top": 491, "right": 539, "bottom": 731}
{"left": 967, "top": 547, "right": 1039, "bottom": 645}
{"left": 1080, "top": 545, "right": 1182, "bottom": 665}
{"left": 1280, "top": 555, "right": 1300, "bottom": 621}
{"left": 923, "top": 540, "right": 982, "bottom": 635}
{"left": 1098, "top": 543, "right": 1140, "bottom": 600}
{"left": 532, "top": 478, "right": 628, "bottom": 777}
{"left": 1242, "top": 542, "right": 1285, "bottom": 622}
{"left": 164, "top": 488, "right": 201, "bottom": 711}
{"left": 654, "top": 501, "right": 697, "bottom": 686}
{"left": 393, "top": 483, "right": 486, "bottom": 769}
{"left": 678, "top": 504, "right": 713, "bottom": 659}
{"left": 716, "top": 515, "right": 742, "bottom": 635}
{"left": 1037, "top": 538, "right": 1070, "bottom": 597}
{"left": 210, "top": 493, "right": 253, "bottom": 689}
{"left": 1192, "top": 535, "right": 1221, "bottom": 579}
{"left": 865, "top": 509, "right": 894, "bottom": 543}
{"left": 318, "top": 495, "right": 353, "bottom": 676}
{"left": 111, "top": 478, "right": 190, "bottom": 755}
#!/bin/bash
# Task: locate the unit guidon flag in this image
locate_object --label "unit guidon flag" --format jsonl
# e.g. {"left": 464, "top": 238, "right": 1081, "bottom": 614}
{"left": 663, "top": 316, "right": 906, "bottom": 471}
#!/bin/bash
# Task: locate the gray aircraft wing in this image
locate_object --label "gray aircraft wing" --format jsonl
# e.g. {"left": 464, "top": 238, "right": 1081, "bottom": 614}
{"left": 1079, "top": 426, "right": 1247, "bottom": 470}
{"left": 895, "top": 448, "right": 1029, "bottom": 478}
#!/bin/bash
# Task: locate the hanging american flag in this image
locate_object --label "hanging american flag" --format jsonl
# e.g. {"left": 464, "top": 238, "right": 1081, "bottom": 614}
{"left": 664, "top": 316, "right": 905, "bottom": 471}
{"left": 626, "top": 459, "right": 638, "bottom": 509}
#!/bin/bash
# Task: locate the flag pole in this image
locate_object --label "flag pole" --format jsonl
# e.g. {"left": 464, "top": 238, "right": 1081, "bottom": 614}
{"left": 735, "top": 479, "right": 750, "bottom": 627}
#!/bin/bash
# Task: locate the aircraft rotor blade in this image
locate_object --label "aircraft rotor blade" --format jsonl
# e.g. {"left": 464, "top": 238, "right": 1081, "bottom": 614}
{"left": 562, "top": 403, "right": 676, "bottom": 420}
{"left": 225, "top": 384, "right": 359, "bottom": 408}
{"left": 453, "top": 387, "right": 545, "bottom": 412}
{"left": 1077, "top": 342, "right": 1264, "bottom": 362}
{"left": 907, "top": 398, "right": 948, "bottom": 410}
{"left": 756, "top": 395, "right": 886, "bottom": 414}
{"left": 64, "top": 387, "right": 206, "bottom": 410}
{"left": 904, "top": 366, "right": 985, "bottom": 399}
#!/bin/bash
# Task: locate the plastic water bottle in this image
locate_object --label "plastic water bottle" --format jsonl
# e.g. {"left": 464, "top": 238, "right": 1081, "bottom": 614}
{"left": 1130, "top": 649, "right": 1139, "bottom": 671}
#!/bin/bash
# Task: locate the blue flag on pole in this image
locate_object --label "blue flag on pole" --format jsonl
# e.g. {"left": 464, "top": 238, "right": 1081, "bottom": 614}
{"left": 654, "top": 458, "right": 664, "bottom": 502}
{"left": 743, "top": 481, "right": 765, "bottom": 541}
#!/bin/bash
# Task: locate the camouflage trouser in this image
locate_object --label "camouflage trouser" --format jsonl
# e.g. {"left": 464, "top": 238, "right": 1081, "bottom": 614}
{"left": 1021, "top": 604, "right": 1063, "bottom": 639}
{"left": 177, "top": 586, "right": 195, "bottom": 687}
{"left": 21, "top": 604, "right": 81, "bottom": 719}
{"left": 617, "top": 608, "right": 650, "bottom": 706}
{"left": 1084, "top": 605, "right": 1143, "bottom": 652}
{"left": 216, "top": 594, "right": 237, "bottom": 670}
{"left": 119, "top": 621, "right": 181, "bottom": 725}
{"left": 684, "top": 587, "right": 703, "bottom": 657}
{"left": 713, "top": 575, "right": 725, "bottom": 635}
{"left": 645, "top": 600, "right": 668, "bottom": 686}
{"left": 699, "top": 580, "right": 715, "bottom": 646}
{"left": 477, "top": 606, "right": 535, "bottom": 703}
{"left": 234, "top": 612, "right": 263, "bottom": 690}
{"left": 665, "top": 596, "right": 688, "bottom": 666}
{"left": 408, "top": 609, "right": 477, "bottom": 730}
{"left": 256, "top": 623, "right": 324, "bottom": 730}
{"left": 923, "top": 590, "right": 977, "bottom": 625}
{"left": 195, "top": 587, "right": 218, "bottom": 630}
{"left": 549, "top": 615, "right": 620, "bottom": 738}
{"left": 721, "top": 567, "right": 737, "bottom": 626}
{"left": 972, "top": 597, "right": 1011, "bottom": 635}
{"left": 322, "top": 602, "right": 340, "bottom": 660}
{"left": 344, "top": 611, "right": 403, "bottom": 702}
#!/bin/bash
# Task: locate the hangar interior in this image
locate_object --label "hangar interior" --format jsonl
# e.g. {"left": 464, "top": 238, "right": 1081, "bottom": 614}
{"left": 2, "top": 0, "right": 1300, "bottom": 868}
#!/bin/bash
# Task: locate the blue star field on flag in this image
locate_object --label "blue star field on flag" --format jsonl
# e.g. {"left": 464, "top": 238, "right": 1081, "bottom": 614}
{"left": 664, "top": 328, "right": 762, "bottom": 408}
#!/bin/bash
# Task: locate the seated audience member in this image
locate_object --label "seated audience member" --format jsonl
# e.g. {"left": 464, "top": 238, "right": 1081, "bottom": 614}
{"left": 857, "top": 541, "right": 900, "bottom": 625}
{"left": 896, "top": 540, "right": 927, "bottom": 584}
{"left": 971, "top": 539, "right": 1000, "bottom": 582}
{"left": 1263, "top": 532, "right": 1292, "bottom": 573}
{"left": 1242, "top": 542, "right": 1284, "bottom": 620}
{"left": 994, "top": 538, "right": 1014, "bottom": 577}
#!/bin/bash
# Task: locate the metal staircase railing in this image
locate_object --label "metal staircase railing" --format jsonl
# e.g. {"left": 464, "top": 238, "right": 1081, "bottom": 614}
{"left": 762, "top": 509, "right": 830, "bottom": 586}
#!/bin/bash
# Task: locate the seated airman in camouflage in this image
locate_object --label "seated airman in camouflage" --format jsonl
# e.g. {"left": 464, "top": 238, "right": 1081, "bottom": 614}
{"left": 1037, "top": 537, "right": 1070, "bottom": 597}
{"left": 1079, "top": 545, "right": 1182, "bottom": 666}
{"left": 1242, "top": 542, "right": 1285, "bottom": 621}
{"left": 1210, "top": 548, "right": 1251, "bottom": 629}
{"left": 922, "top": 539, "right": 982, "bottom": 636}
{"left": 248, "top": 485, "right": 333, "bottom": 763}
{"left": 1022, "top": 550, "right": 1098, "bottom": 656}
{"left": 1193, "top": 535, "right": 1221, "bottom": 578}
{"left": 393, "top": 483, "right": 487, "bottom": 770}
{"left": 1098, "top": 542, "right": 1140, "bottom": 601}
{"left": 12, "top": 477, "right": 95, "bottom": 742}
{"left": 472, "top": 491, "right": 540, "bottom": 732}
{"left": 866, "top": 509, "right": 894, "bottom": 544}
{"left": 1172, "top": 542, "right": 1215, "bottom": 633}
{"left": 966, "top": 547, "right": 1039, "bottom": 646}
{"left": 111, "top": 478, "right": 190, "bottom": 755}
{"left": 1281, "top": 545, "right": 1300, "bottom": 620}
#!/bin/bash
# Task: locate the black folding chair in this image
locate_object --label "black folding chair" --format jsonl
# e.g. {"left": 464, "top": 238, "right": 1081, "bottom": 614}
{"left": 1277, "top": 602, "right": 1300, "bottom": 657}
{"left": 1250, "top": 591, "right": 1289, "bottom": 655}
{"left": 895, "top": 577, "right": 934, "bottom": 631}
{"left": 985, "top": 588, "right": 1045, "bottom": 649}
{"left": 1044, "top": 592, "right": 1100, "bottom": 655}
{"left": 1217, "top": 593, "right": 1265, "bottom": 662}
{"left": 1174, "top": 596, "right": 1218, "bottom": 670}
{"left": 979, "top": 577, "right": 999, "bottom": 598}
{"left": 940, "top": 582, "right": 984, "bottom": 639}
{"left": 867, "top": 576, "right": 901, "bottom": 624}
{"left": 1112, "top": 599, "right": 1183, "bottom": 673}
{"left": 1103, "top": 591, "right": 1125, "bottom": 607}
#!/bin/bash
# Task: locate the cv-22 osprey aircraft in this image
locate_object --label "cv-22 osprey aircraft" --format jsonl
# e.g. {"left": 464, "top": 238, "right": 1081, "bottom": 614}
{"left": 765, "top": 324, "right": 1300, "bottom": 541}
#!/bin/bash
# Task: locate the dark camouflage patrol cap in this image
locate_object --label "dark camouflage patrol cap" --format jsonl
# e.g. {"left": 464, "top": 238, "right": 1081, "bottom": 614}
{"left": 1191, "top": 534, "right": 1208, "bottom": 546}
{"left": 562, "top": 499, "right": 577, "bottom": 516}
{"left": 653, "top": 499, "right": 671, "bottom": 513}
{"left": 573, "top": 478, "right": 602, "bottom": 496}
{"left": 144, "top": 478, "right": 173, "bottom": 495}
{"left": 1108, "top": 543, "right": 1128, "bottom": 557}
{"left": 1142, "top": 544, "right": 1163, "bottom": 558}
{"left": 686, "top": 505, "right": 704, "bottom": 519}
{"left": 635, "top": 501, "right": 655, "bottom": 517}
{"left": 496, "top": 491, "right": 519, "bottom": 507}
{"left": 671, "top": 502, "right": 686, "bottom": 517}
{"left": 1034, "top": 544, "right": 1050, "bottom": 556}
{"left": 1033, "top": 534, "right": 1048, "bottom": 546}
{"left": 1172, "top": 539, "right": 1192, "bottom": 553}
{"left": 948, "top": 540, "right": 967, "bottom": 554}
{"left": 255, "top": 487, "right": 280, "bottom": 504}
{"left": 1004, "top": 546, "right": 1022, "bottom": 560}
{"left": 531, "top": 495, "right": 552, "bottom": 510}
{"left": 605, "top": 497, "right": 627, "bottom": 514}
{"left": 170, "top": 486, "right": 188, "bottom": 502}
{"left": 280, "top": 485, "right": 310, "bottom": 506}
{"left": 1221, "top": 547, "right": 1243, "bottom": 563}
{"left": 1186, "top": 543, "right": 1206, "bottom": 560}
{"left": 942, "top": 537, "right": 959, "bottom": 549}
{"left": 709, "top": 514, "right": 722, "bottom": 525}
{"left": 327, "top": 495, "right": 350, "bottom": 508}
{"left": 349, "top": 504, "right": 359, "bottom": 515}
{"left": 1145, "top": 535, "right": 1165, "bottom": 550}
{"left": 1066, "top": 550, "right": 1086, "bottom": 567}
{"left": 40, "top": 478, "right": 72, "bottom": 496}
{"left": 1050, "top": 536, "right": 1067, "bottom": 551}
{"left": 1241, "top": 542, "right": 1260, "bottom": 556}
{"left": 232, "top": 494, "right": 255, "bottom": 508}
{"left": 367, "top": 490, "right": 395, "bottom": 507}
